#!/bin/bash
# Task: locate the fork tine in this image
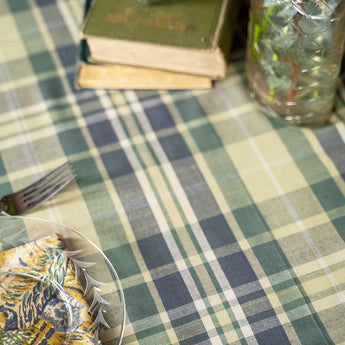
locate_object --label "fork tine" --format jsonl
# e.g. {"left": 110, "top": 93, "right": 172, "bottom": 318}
{"left": 24, "top": 169, "right": 76, "bottom": 205}
{"left": 19, "top": 162, "right": 71, "bottom": 195}
{"left": 24, "top": 173, "right": 76, "bottom": 212}
{"left": 23, "top": 164, "right": 74, "bottom": 199}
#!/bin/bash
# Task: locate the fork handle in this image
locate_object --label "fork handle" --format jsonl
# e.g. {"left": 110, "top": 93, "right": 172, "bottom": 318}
{"left": 0, "top": 197, "right": 14, "bottom": 215}
{"left": 0, "top": 200, "right": 8, "bottom": 213}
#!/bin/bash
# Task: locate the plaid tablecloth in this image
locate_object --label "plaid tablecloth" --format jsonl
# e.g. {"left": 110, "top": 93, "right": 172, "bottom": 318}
{"left": 1, "top": 1, "right": 345, "bottom": 344}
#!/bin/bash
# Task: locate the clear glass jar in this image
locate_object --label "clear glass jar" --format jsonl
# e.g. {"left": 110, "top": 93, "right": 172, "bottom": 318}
{"left": 246, "top": 0, "right": 345, "bottom": 126}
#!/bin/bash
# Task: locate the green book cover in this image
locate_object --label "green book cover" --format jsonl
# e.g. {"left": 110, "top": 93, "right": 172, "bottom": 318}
{"left": 83, "top": 0, "right": 231, "bottom": 50}
{"left": 76, "top": 0, "right": 213, "bottom": 89}
{"left": 82, "top": 0, "right": 238, "bottom": 78}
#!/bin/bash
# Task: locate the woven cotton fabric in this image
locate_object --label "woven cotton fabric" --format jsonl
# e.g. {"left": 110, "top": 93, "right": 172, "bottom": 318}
{"left": 0, "top": 234, "right": 96, "bottom": 344}
{"left": 0, "top": 1, "right": 345, "bottom": 344}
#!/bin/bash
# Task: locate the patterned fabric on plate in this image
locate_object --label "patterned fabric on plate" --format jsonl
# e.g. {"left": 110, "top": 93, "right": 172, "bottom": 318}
{"left": 0, "top": 234, "right": 96, "bottom": 345}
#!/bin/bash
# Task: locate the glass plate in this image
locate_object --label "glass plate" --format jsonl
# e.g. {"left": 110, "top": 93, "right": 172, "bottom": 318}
{"left": 0, "top": 215, "right": 125, "bottom": 345}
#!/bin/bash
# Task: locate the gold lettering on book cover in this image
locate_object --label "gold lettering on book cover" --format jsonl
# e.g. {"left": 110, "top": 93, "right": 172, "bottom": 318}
{"left": 105, "top": 7, "right": 194, "bottom": 31}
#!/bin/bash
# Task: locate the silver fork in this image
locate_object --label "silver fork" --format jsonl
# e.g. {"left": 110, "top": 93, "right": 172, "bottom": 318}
{"left": 0, "top": 162, "right": 76, "bottom": 215}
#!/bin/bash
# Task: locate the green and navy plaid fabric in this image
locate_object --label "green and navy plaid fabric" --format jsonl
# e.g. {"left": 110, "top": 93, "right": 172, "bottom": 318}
{"left": 1, "top": 1, "right": 345, "bottom": 344}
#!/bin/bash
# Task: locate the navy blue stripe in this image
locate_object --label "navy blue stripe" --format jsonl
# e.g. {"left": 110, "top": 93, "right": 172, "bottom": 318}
{"left": 171, "top": 311, "right": 200, "bottom": 328}
{"left": 102, "top": 149, "right": 133, "bottom": 179}
{"left": 154, "top": 272, "right": 193, "bottom": 311}
{"left": 179, "top": 332, "right": 210, "bottom": 345}
{"left": 314, "top": 126, "right": 345, "bottom": 181}
{"left": 237, "top": 289, "right": 266, "bottom": 304}
{"left": 145, "top": 103, "right": 175, "bottom": 131}
{"left": 218, "top": 252, "right": 258, "bottom": 288}
{"left": 200, "top": 215, "right": 237, "bottom": 249}
{"left": 137, "top": 233, "right": 174, "bottom": 269}
{"left": 159, "top": 133, "right": 192, "bottom": 161}
{"left": 89, "top": 120, "right": 118, "bottom": 147}
{"left": 255, "top": 326, "right": 292, "bottom": 345}
{"left": 156, "top": 128, "right": 292, "bottom": 345}
{"left": 247, "top": 309, "right": 276, "bottom": 324}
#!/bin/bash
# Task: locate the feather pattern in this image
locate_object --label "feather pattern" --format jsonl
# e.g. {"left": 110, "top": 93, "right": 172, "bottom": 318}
{"left": 0, "top": 234, "right": 98, "bottom": 344}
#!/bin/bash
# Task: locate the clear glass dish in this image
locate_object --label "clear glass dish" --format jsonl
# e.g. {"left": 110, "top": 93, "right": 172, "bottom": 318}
{"left": 0, "top": 215, "right": 125, "bottom": 345}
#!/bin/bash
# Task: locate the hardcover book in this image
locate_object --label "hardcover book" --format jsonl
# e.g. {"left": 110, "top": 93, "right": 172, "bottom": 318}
{"left": 76, "top": 40, "right": 213, "bottom": 89}
{"left": 81, "top": 0, "right": 238, "bottom": 79}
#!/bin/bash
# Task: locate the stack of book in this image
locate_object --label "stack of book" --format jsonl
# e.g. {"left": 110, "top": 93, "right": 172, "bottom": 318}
{"left": 76, "top": 0, "right": 239, "bottom": 90}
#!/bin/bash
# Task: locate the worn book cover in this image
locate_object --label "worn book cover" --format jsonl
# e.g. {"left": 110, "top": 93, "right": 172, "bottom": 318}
{"left": 82, "top": 0, "right": 238, "bottom": 78}
{"left": 76, "top": 39, "right": 213, "bottom": 89}
{"left": 76, "top": 0, "right": 213, "bottom": 89}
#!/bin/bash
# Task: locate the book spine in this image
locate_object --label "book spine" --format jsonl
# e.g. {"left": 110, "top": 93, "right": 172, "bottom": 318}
{"left": 217, "top": 0, "right": 240, "bottom": 61}
{"left": 75, "top": 0, "right": 94, "bottom": 90}
{"left": 212, "top": 0, "right": 231, "bottom": 49}
{"left": 80, "top": 0, "right": 97, "bottom": 39}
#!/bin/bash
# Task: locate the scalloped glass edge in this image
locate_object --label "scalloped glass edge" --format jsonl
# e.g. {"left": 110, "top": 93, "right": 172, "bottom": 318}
{"left": 0, "top": 213, "right": 126, "bottom": 345}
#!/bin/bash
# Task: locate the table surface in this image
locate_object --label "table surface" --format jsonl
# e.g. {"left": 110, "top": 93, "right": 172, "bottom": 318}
{"left": 1, "top": 1, "right": 345, "bottom": 345}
